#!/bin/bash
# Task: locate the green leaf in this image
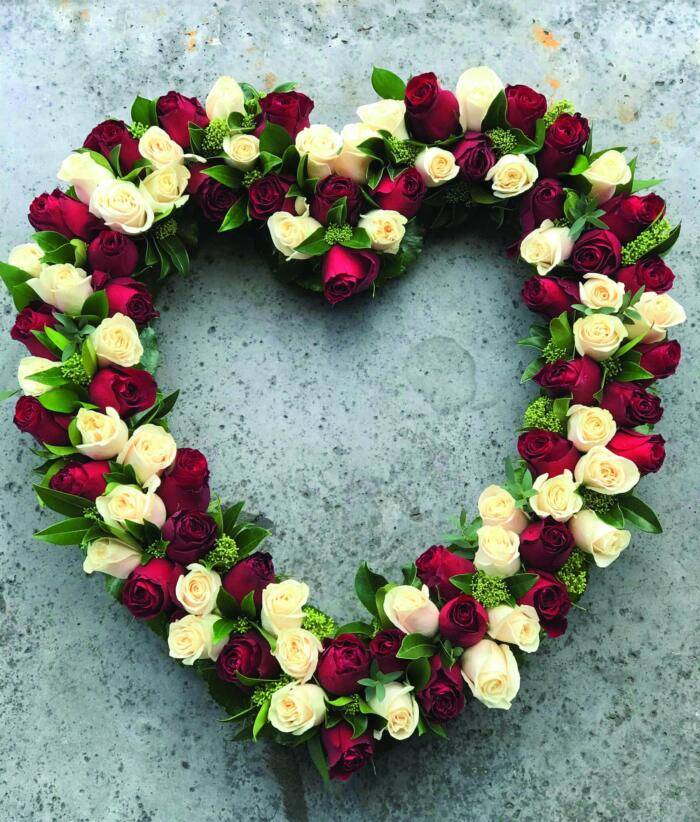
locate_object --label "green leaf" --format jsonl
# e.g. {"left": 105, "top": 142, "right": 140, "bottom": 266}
{"left": 38, "top": 388, "right": 80, "bottom": 413}
{"left": 396, "top": 633, "right": 437, "bottom": 660}
{"left": 630, "top": 177, "right": 664, "bottom": 194}
{"left": 597, "top": 503, "right": 625, "bottom": 530}
{"left": 293, "top": 227, "right": 331, "bottom": 257}
{"left": 240, "top": 590, "right": 257, "bottom": 619}
{"left": 371, "top": 67, "right": 406, "bottom": 100}
{"left": 158, "top": 235, "right": 189, "bottom": 276}
{"left": 219, "top": 197, "right": 248, "bottom": 232}
{"left": 347, "top": 713, "right": 369, "bottom": 740}
{"left": 505, "top": 573, "right": 539, "bottom": 600}
{"left": 619, "top": 495, "right": 662, "bottom": 533}
{"left": 307, "top": 733, "right": 330, "bottom": 783}
{"left": 259, "top": 122, "right": 293, "bottom": 157}
{"left": 0, "top": 388, "right": 19, "bottom": 402}
{"left": 0, "top": 261, "right": 32, "bottom": 292}
{"left": 212, "top": 618, "right": 236, "bottom": 645}
{"left": 131, "top": 96, "right": 158, "bottom": 127}
{"left": 33, "top": 484, "right": 92, "bottom": 516}
{"left": 340, "top": 227, "right": 372, "bottom": 249}
{"left": 236, "top": 525, "right": 270, "bottom": 557}
{"left": 252, "top": 700, "right": 270, "bottom": 740}
{"left": 34, "top": 516, "right": 92, "bottom": 545}
{"left": 520, "top": 356, "right": 545, "bottom": 384}
{"left": 481, "top": 90, "right": 507, "bottom": 131}
{"left": 32, "top": 231, "right": 70, "bottom": 253}
{"left": 223, "top": 501, "right": 246, "bottom": 536}
{"left": 448, "top": 573, "right": 474, "bottom": 596}
{"left": 334, "top": 620, "right": 374, "bottom": 638}
{"left": 138, "top": 326, "right": 160, "bottom": 374}
{"left": 81, "top": 289, "right": 109, "bottom": 320}
{"left": 326, "top": 197, "right": 348, "bottom": 227}
{"left": 550, "top": 311, "right": 574, "bottom": 353}
{"left": 216, "top": 587, "right": 242, "bottom": 619}
{"left": 354, "top": 562, "right": 388, "bottom": 618}
{"left": 81, "top": 337, "right": 97, "bottom": 377}
{"left": 104, "top": 574, "right": 125, "bottom": 600}
{"left": 406, "top": 656, "right": 431, "bottom": 691}
{"left": 202, "top": 164, "right": 242, "bottom": 189}
{"left": 617, "top": 362, "right": 655, "bottom": 382}
{"left": 272, "top": 81, "right": 297, "bottom": 93}
{"left": 567, "top": 155, "right": 590, "bottom": 175}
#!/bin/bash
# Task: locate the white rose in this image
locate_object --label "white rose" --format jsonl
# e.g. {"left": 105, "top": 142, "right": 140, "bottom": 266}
{"left": 356, "top": 99, "right": 408, "bottom": 138}
{"left": 367, "top": 682, "right": 419, "bottom": 741}
{"left": 486, "top": 154, "right": 538, "bottom": 199}
{"left": 332, "top": 122, "right": 379, "bottom": 183}
{"left": 222, "top": 133, "right": 260, "bottom": 171}
{"left": 168, "top": 613, "right": 225, "bottom": 666}
{"left": 460, "top": 638, "right": 520, "bottom": 710}
{"left": 268, "top": 682, "right": 326, "bottom": 736}
{"left": 89, "top": 179, "right": 154, "bottom": 235}
{"left": 519, "top": 219, "right": 574, "bottom": 276}
{"left": 261, "top": 579, "right": 309, "bottom": 636}
{"left": 140, "top": 164, "right": 190, "bottom": 213}
{"left": 383, "top": 584, "right": 439, "bottom": 637}
{"left": 358, "top": 209, "right": 407, "bottom": 254}
{"left": 414, "top": 147, "right": 459, "bottom": 187}
{"left": 579, "top": 272, "right": 625, "bottom": 310}
{"left": 267, "top": 212, "right": 322, "bottom": 261}
{"left": 117, "top": 423, "right": 177, "bottom": 484}
{"left": 138, "top": 126, "right": 184, "bottom": 168}
{"left": 57, "top": 151, "right": 115, "bottom": 204}
{"left": 625, "top": 291, "right": 687, "bottom": 344}
{"left": 8, "top": 242, "right": 43, "bottom": 276}
{"left": 295, "top": 125, "right": 343, "bottom": 179}
{"left": 17, "top": 356, "right": 55, "bottom": 396}
{"left": 75, "top": 406, "right": 128, "bottom": 460}
{"left": 569, "top": 509, "right": 631, "bottom": 568}
{"left": 566, "top": 404, "right": 616, "bottom": 452}
{"left": 487, "top": 604, "right": 540, "bottom": 653}
{"left": 582, "top": 150, "right": 631, "bottom": 203}
{"left": 574, "top": 445, "right": 640, "bottom": 495}
{"left": 478, "top": 485, "right": 528, "bottom": 534}
{"left": 205, "top": 75, "right": 246, "bottom": 120}
{"left": 27, "top": 263, "right": 93, "bottom": 315}
{"left": 474, "top": 525, "right": 521, "bottom": 578}
{"left": 530, "top": 470, "right": 582, "bottom": 522}
{"left": 96, "top": 482, "right": 166, "bottom": 528}
{"left": 455, "top": 66, "right": 504, "bottom": 131}
{"left": 175, "top": 563, "right": 221, "bottom": 615}
{"left": 83, "top": 537, "right": 142, "bottom": 578}
{"left": 573, "top": 313, "right": 627, "bottom": 361}
{"left": 90, "top": 312, "right": 144, "bottom": 367}
{"left": 273, "top": 628, "right": 322, "bottom": 682}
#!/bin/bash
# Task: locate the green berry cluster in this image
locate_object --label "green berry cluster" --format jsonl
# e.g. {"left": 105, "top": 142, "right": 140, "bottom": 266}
{"left": 338, "top": 694, "right": 362, "bottom": 716}
{"left": 523, "top": 396, "right": 564, "bottom": 434}
{"left": 486, "top": 128, "right": 518, "bottom": 157}
{"left": 61, "top": 352, "right": 90, "bottom": 387}
{"left": 201, "top": 118, "right": 230, "bottom": 156}
{"left": 228, "top": 616, "right": 252, "bottom": 635}
{"left": 241, "top": 113, "right": 257, "bottom": 130}
{"left": 471, "top": 570, "right": 511, "bottom": 609}
{"left": 620, "top": 218, "right": 672, "bottom": 265}
{"left": 145, "top": 539, "right": 168, "bottom": 559}
{"left": 324, "top": 224, "right": 353, "bottom": 245}
{"left": 204, "top": 534, "right": 239, "bottom": 571}
{"left": 251, "top": 676, "right": 293, "bottom": 707}
{"left": 579, "top": 488, "right": 615, "bottom": 515}
{"left": 543, "top": 99, "right": 575, "bottom": 127}
{"left": 153, "top": 218, "right": 177, "bottom": 239}
{"left": 242, "top": 169, "right": 263, "bottom": 188}
{"left": 558, "top": 549, "right": 589, "bottom": 598}
{"left": 302, "top": 606, "right": 337, "bottom": 640}
{"left": 602, "top": 358, "right": 623, "bottom": 381}
{"left": 542, "top": 340, "right": 568, "bottom": 364}
{"left": 129, "top": 122, "right": 148, "bottom": 139}
{"left": 386, "top": 137, "right": 421, "bottom": 166}
{"left": 444, "top": 180, "right": 472, "bottom": 205}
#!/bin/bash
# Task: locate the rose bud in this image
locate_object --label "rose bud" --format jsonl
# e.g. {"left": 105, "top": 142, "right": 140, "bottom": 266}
{"left": 404, "top": 72, "right": 460, "bottom": 143}
{"left": 28, "top": 188, "right": 102, "bottom": 241}
{"left": 311, "top": 176, "right": 362, "bottom": 226}
{"left": 534, "top": 356, "right": 602, "bottom": 405}
{"left": 163, "top": 510, "right": 217, "bottom": 565}
{"left": 519, "top": 178, "right": 566, "bottom": 236}
{"left": 438, "top": 595, "right": 488, "bottom": 647}
{"left": 416, "top": 656, "right": 465, "bottom": 724}
{"left": 156, "top": 90, "right": 209, "bottom": 147}
{"left": 416, "top": 544, "right": 475, "bottom": 600}
{"left": 158, "top": 448, "right": 211, "bottom": 515}
{"left": 637, "top": 340, "right": 681, "bottom": 380}
{"left": 570, "top": 229, "right": 621, "bottom": 277}
{"left": 216, "top": 630, "right": 280, "bottom": 686}
{"left": 371, "top": 168, "right": 426, "bottom": 219}
{"left": 519, "top": 517, "right": 574, "bottom": 572}
{"left": 13, "top": 396, "right": 71, "bottom": 445}
{"left": 601, "top": 193, "right": 665, "bottom": 244}
{"left": 321, "top": 722, "right": 374, "bottom": 782}
{"left": 223, "top": 552, "right": 275, "bottom": 610}
{"left": 517, "top": 429, "right": 580, "bottom": 477}
{"left": 316, "top": 634, "right": 372, "bottom": 696}
{"left": 369, "top": 628, "right": 406, "bottom": 674}
{"left": 601, "top": 382, "right": 663, "bottom": 427}
{"left": 322, "top": 245, "right": 380, "bottom": 305}
{"left": 87, "top": 230, "right": 139, "bottom": 278}
{"left": 505, "top": 84, "right": 547, "bottom": 137}
{"left": 452, "top": 132, "right": 497, "bottom": 183}
{"left": 521, "top": 276, "right": 578, "bottom": 319}
{"left": 89, "top": 365, "right": 157, "bottom": 418}
{"left": 187, "top": 163, "right": 241, "bottom": 224}
{"left": 516, "top": 572, "right": 570, "bottom": 638}
{"left": 255, "top": 90, "right": 314, "bottom": 139}
{"left": 10, "top": 304, "right": 58, "bottom": 359}
{"left": 103, "top": 277, "right": 158, "bottom": 326}
{"left": 248, "top": 173, "right": 294, "bottom": 221}
{"left": 122, "top": 557, "right": 182, "bottom": 620}
{"left": 537, "top": 112, "right": 590, "bottom": 177}
{"left": 83, "top": 119, "right": 141, "bottom": 172}
{"left": 49, "top": 460, "right": 110, "bottom": 500}
{"left": 607, "top": 429, "right": 666, "bottom": 474}
{"left": 616, "top": 257, "right": 675, "bottom": 294}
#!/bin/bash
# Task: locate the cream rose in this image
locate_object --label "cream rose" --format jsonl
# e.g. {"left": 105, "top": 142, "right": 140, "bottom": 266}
{"left": 295, "top": 124, "right": 343, "bottom": 179}
{"left": 383, "top": 584, "right": 439, "bottom": 637}
{"left": 414, "top": 147, "right": 459, "bottom": 187}
{"left": 27, "top": 262, "right": 93, "bottom": 315}
{"left": 140, "top": 164, "right": 190, "bottom": 213}
{"left": 567, "top": 404, "right": 616, "bottom": 452}
{"left": 268, "top": 682, "right": 326, "bottom": 736}
{"left": 356, "top": 99, "right": 408, "bottom": 138}
{"left": 273, "top": 628, "right": 322, "bottom": 682}
{"left": 358, "top": 209, "right": 407, "bottom": 254}
{"left": 574, "top": 445, "right": 640, "bottom": 495}
{"left": 8, "top": 242, "right": 43, "bottom": 276}
{"left": 569, "top": 509, "right": 631, "bottom": 568}
{"left": 90, "top": 312, "right": 143, "bottom": 367}
{"left": 89, "top": 178, "right": 154, "bottom": 235}
{"left": 17, "top": 356, "right": 55, "bottom": 396}
{"left": 138, "top": 126, "right": 184, "bottom": 168}
{"left": 573, "top": 313, "right": 627, "bottom": 361}
{"left": 205, "top": 75, "right": 246, "bottom": 120}
{"left": 530, "top": 470, "right": 582, "bottom": 522}
{"left": 83, "top": 537, "right": 141, "bottom": 578}
{"left": 474, "top": 525, "right": 521, "bottom": 578}
{"left": 75, "top": 406, "right": 128, "bottom": 460}
{"left": 261, "top": 579, "right": 309, "bottom": 636}
{"left": 519, "top": 219, "right": 574, "bottom": 276}
{"left": 486, "top": 153, "right": 538, "bottom": 199}
{"left": 175, "top": 563, "right": 221, "bottom": 616}
{"left": 57, "top": 151, "right": 115, "bottom": 204}
{"left": 222, "top": 133, "right": 260, "bottom": 171}
{"left": 625, "top": 291, "right": 687, "bottom": 344}
{"left": 455, "top": 65, "right": 504, "bottom": 131}
{"left": 579, "top": 272, "right": 625, "bottom": 310}
{"left": 118, "top": 423, "right": 177, "bottom": 484}
{"left": 267, "top": 212, "right": 322, "bottom": 261}
{"left": 168, "top": 613, "right": 224, "bottom": 666}
{"left": 96, "top": 482, "right": 166, "bottom": 528}
{"left": 461, "top": 638, "right": 520, "bottom": 710}
{"left": 487, "top": 604, "right": 540, "bottom": 653}
{"left": 478, "top": 485, "right": 528, "bottom": 534}
{"left": 332, "top": 122, "right": 380, "bottom": 183}
{"left": 582, "top": 150, "right": 631, "bottom": 203}
{"left": 367, "top": 682, "right": 419, "bottom": 741}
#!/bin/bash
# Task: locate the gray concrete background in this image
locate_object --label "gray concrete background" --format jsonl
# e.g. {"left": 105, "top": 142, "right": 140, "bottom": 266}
{"left": 0, "top": 1, "right": 698, "bottom": 820}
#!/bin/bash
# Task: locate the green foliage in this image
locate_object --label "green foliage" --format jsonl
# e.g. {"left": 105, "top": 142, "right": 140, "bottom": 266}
{"left": 620, "top": 218, "right": 677, "bottom": 265}
{"left": 486, "top": 128, "right": 518, "bottom": 157}
{"left": 557, "top": 550, "right": 589, "bottom": 599}
{"left": 302, "top": 606, "right": 337, "bottom": 640}
{"left": 201, "top": 118, "right": 230, "bottom": 156}
{"left": 204, "top": 534, "right": 239, "bottom": 571}
{"left": 523, "top": 396, "right": 565, "bottom": 434}
{"left": 543, "top": 99, "right": 575, "bottom": 127}
{"left": 469, "top": 571, "right": 511, "bottom": 608}
{"left": 371, "top": 67, "right": 406, "bottom": 100}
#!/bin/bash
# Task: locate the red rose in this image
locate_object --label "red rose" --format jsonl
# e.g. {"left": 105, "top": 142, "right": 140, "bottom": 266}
{"left": 519, "top": 178, "right": 566, "bottom": 236}
{"left": 87, "top": 231, "right": 139, "bottom": 278}
{"left": 28, "top": 189, "right": 102, "bottom": 241}
{"left": 571, "top": 229, "right": 621, "bottom": 276}
{"left": 371, "top": 168, "right": 426, "bottom": 218}
{"left": 158, "top": 448, "right": 211, "bottom": 515}
{"left": 10, "top": 304, "right": 57, "bottom": 358}
{"left": 89, "top": 365, "right": 157, "bottom": 418}
{"left": 316, "top": 634, "right": 372, "bottom": 696}
{"left": 256, "top": 91, "right": 314, "bottom": 139}
{"left": 519, "top": 518, "right": 574, "bottom": 572}
{"left": 223, "top": 552, "right": 275, "bottom": 610}
{"left": 517, "top": 572, "right": 570, "bottom": 638}
{"left": 322, "top": 246, "right": 380, "bottom": 304}
{"left": 103, "top": 277, "right": 158, "bottom": 326}
{"left": 637, "top": 340, "right": 681, "bottom": 380}
{"left": 49, "top": 460, "right": 110, "bottom": 500}
{"left": 369, "top": 628, "right": 406, "bottom": 674}
{"left": 321, "top": 722, "right": 374, "bottom": 782}
{"left": 505, "top": 84, "right": 547, "bottom": 137}
{"left": 521, "top": 276, "right": 578, "bottom": 319}
{"left": 438, "top": 595, "right": 487, "bottom": 647}
{"left": 534, "top": 357, "right": 602, "bottom": 405}
{"left": 517, "top": 429, "right": 580, "bottom": 477}
{"left": 608, "top": 429, "right": 666, "bottom": 474}
{"left": 537, "top": 113, "right": 590, "bottom": 177}
{"left": 122, "top": 558, "right": 181, "bottom": 620}
{"left": 216, "top": 630, "right": 280, "bottom": 686}
{"left": 416, "top": 656, "right": 465, "bottom": 723}
{"left": 156, "top": 91, "right": 208, "bottom": 147}
{"left": 13, "top": 396, "right": 71, "bottom": 445}
{"left": 311, "top": 176, "right": 361, "bottom": 225}
{"left": 248, "top": 173, "right": 294, "bottom": 221}
{"left": 83, "top": 119, "right": 141, "bottom": 172}
{"left": 601, "top": 193, "right": 665, "bottom": 244}
{"left": 404, "top": 72, "right": 460, "bottom": 142}
{"left": 188, "top": 163, "right": 240, "bottom": 224}
{"left": 616, "top": 257, "right": 674, "bottom": 294}
{"left": 601, "top": 382, "right": 663, "bottom": 427}
{"left": 163, "top": 510, "right": 217, "bottom": 565}
{"left": 452, "top": 132, "right": 496, "bottom": 182}
{"left": 416, "top": 544, "right": 475, "bottom": 600}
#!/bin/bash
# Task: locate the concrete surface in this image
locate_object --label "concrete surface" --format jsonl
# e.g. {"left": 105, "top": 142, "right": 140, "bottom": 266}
{"left": 0, "top": 1, "right": 698, "bottom": 820}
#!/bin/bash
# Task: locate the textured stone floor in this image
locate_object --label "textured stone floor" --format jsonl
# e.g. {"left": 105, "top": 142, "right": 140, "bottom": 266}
{"left": 0, "top": 1, "right": 698, "bottom": 820}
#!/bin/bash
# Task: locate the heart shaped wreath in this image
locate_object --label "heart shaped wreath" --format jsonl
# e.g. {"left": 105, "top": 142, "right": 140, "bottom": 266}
{"left": 1, "top": 66, "right": 684, "bottom": 782}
